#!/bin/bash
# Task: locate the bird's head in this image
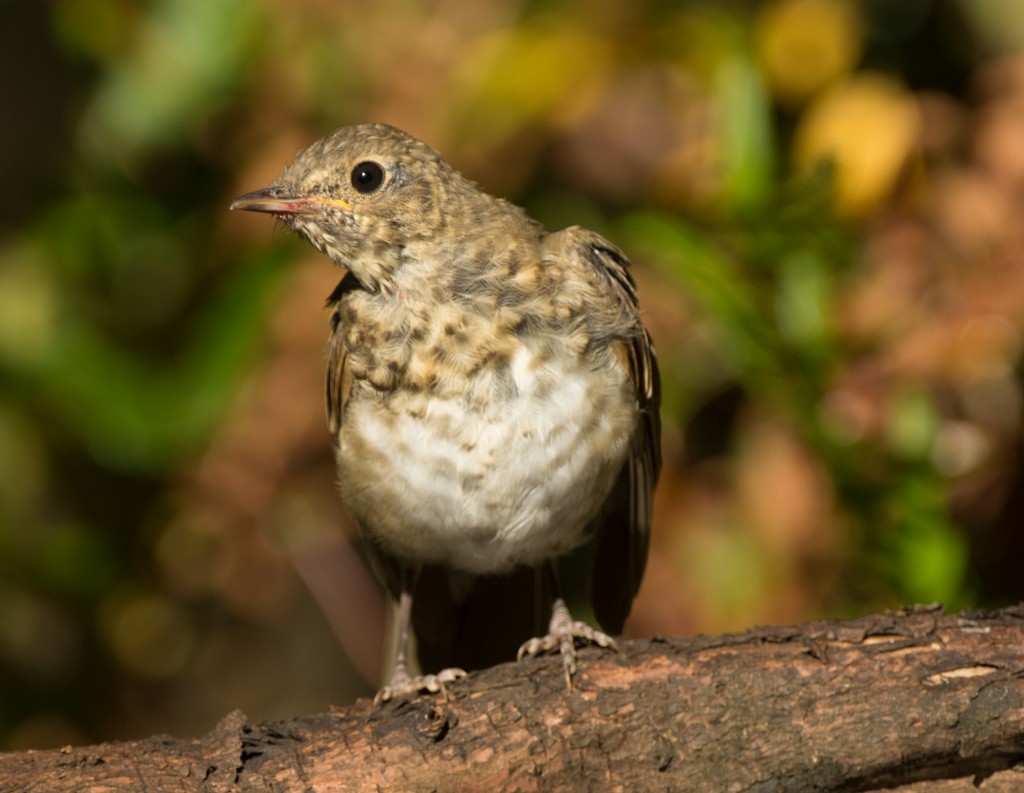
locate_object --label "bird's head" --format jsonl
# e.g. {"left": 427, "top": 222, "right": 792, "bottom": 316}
{"left": 232, "top": 123, "right": 463, "bottom": 291}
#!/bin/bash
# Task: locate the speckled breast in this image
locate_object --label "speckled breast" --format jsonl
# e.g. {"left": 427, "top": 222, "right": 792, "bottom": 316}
{"left": 336, "top": 342, "right": 636, "bottom": 575}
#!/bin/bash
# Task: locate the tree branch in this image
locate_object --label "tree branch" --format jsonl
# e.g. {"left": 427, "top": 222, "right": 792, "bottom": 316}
{"left": 4, "top": 605, "right": 1024, "bottom": 791}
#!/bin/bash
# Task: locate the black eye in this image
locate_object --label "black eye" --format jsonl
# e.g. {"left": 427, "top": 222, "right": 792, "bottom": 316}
{"left": 351, "top": 161, "right": 385, "bottom": 193}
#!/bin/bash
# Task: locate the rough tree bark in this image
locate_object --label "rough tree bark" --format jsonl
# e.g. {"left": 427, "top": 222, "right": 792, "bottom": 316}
{"left": 3, "top": 605, "right": 1024, "bottom": 792}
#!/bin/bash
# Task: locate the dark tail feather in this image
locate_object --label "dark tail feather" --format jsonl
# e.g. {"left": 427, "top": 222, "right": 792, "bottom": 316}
{"left": 412, "top": 564, "right": 552, "bottom": 673}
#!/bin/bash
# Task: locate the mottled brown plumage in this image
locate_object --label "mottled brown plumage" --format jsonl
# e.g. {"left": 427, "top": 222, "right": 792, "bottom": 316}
{"left": 232, "top": 123, "right": 660, "bottom": 700}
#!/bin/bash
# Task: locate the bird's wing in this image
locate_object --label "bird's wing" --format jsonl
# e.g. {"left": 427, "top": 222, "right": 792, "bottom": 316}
{"left": 325, "top": 272, "right": 405, "bottom": 601}
{"left": 325, "top": 271, "right": 361, "bottom": 435}
{"left": 559, "top": 227, "right": 662, "bottom": 634}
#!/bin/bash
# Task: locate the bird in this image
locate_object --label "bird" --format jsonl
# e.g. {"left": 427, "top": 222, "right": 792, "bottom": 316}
{"left": 231, "top": 123, "right": 660, "bottom": 701}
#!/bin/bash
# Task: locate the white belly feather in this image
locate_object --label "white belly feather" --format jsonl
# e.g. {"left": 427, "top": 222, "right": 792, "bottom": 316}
{"left": 338, "top": 346, "right": 635, "bottom": 574}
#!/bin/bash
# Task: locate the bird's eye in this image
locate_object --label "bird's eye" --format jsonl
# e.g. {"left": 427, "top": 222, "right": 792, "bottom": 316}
{"left": 351, "top": 161, "right": 385, "bottom": 193}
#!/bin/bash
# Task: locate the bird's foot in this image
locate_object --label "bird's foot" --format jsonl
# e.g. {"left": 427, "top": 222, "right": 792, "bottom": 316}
{"left": 516, "top": 598, "right": 617, "bottom": 689}
{"left": 373, "top": 664, "right": 466, "bottom": 705}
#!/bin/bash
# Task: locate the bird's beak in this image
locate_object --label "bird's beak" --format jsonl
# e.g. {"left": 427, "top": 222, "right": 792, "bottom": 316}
{"left": 230, "top": 187, "right": 352, "bottom": 215}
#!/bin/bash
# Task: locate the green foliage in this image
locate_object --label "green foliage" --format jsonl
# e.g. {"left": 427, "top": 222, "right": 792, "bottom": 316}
{"left": 620, "top": 164, "right": 966, "bottom": 610}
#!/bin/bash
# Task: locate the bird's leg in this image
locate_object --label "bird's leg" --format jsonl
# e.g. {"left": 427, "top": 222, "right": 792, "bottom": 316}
{"left": 374, "top": 567, "right": 466, "bottom": 704}
{"left": 517, "top": 579, "right": 618, "bottom": 690}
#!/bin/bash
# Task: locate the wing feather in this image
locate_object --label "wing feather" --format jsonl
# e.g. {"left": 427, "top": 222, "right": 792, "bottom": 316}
{"left": 325, "top": 271, "right": 404, "bottom": 601}
{"left": 559, "top": 228, "right": 662, "bottom": 633}
{"left": 324, "top": 272, "right": 361, "bottom": 434}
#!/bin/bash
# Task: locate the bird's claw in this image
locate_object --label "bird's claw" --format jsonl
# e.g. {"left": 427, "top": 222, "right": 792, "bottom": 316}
{"left": 373, "top": 666, "right": 467, "bottom": 705}
{"left": 516, "top": 598, "right": 617, "bottom": 689}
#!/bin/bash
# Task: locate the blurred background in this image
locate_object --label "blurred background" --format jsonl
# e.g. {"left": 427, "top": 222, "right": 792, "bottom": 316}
{"left": 3, "top": 0, "right": 1024, "bottom": 749}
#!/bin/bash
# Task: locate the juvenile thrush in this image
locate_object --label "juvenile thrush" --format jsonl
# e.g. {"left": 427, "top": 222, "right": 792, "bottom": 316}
{"left": 231, "top": 123, "right": 660, "bottom": 701}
